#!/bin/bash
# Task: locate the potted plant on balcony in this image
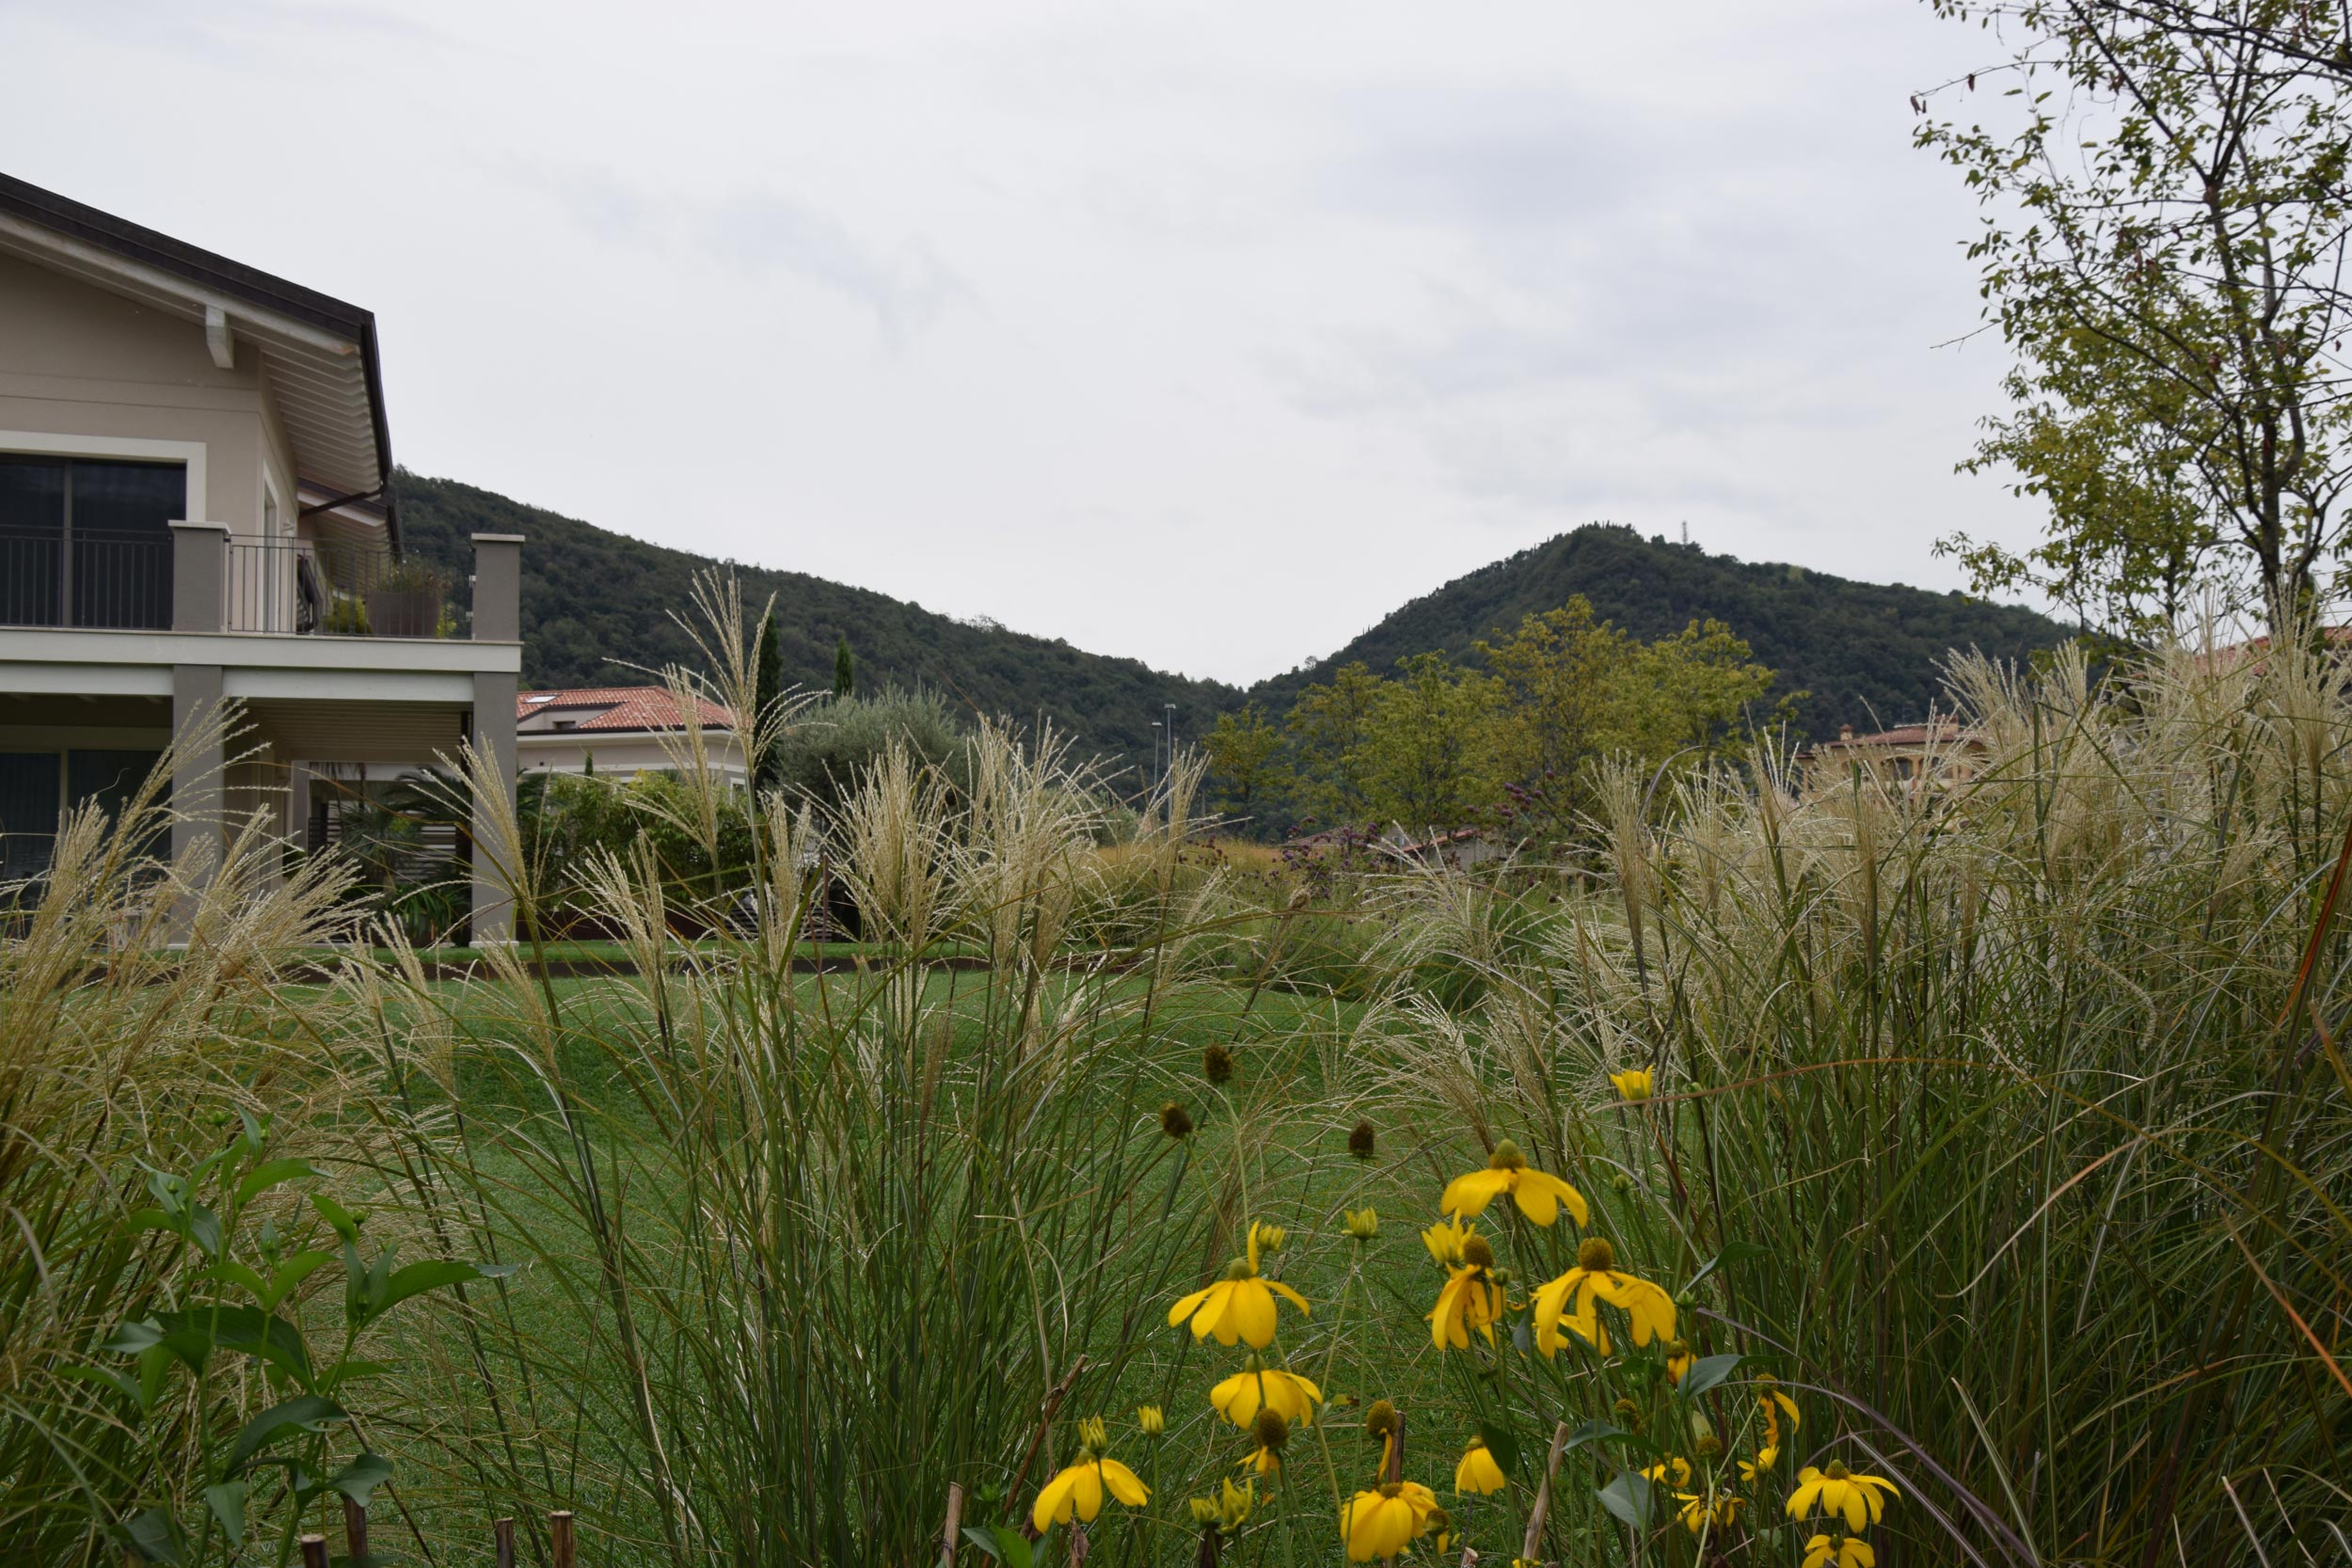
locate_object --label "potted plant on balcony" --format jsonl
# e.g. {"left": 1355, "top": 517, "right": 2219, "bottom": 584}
{"left": 364, "top": 558, "right": 444, "bottom": 639}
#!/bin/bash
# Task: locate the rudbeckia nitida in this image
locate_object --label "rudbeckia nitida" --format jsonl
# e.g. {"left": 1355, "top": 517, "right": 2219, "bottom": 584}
{"left": 1439, "top": 1139, "right": 1590, "bottom": 1227}
{"left": 1168, "top": 1221, "right": 1311, "bottom": 1348}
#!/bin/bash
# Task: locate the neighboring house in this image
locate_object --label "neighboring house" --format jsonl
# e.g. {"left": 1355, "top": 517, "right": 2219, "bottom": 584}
{"left": 0, "top": 173, "right": 523, "bottom": 938}
{"left": 516, "top": 686, "right": 744, "bottom": 782}
{"left": 1799, "top": 719, "right": 1985, "bottom": 787}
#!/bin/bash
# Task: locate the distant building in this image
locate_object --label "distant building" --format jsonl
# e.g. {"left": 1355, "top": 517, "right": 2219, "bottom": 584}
{"left": 516, "top": 686, "right": 743, "bottom": 782}
{"left": 1799, "top": 719, "right": 1985, "bottom": 787}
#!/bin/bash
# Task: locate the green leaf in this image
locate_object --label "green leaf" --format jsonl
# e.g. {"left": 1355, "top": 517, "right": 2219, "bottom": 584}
{"left": 262, "top": 1250, "right": 333, "bottom": 1312}
{"left": 234, "top": 1159, "right": 319, "bottom": 1206}
{"left": 98, "top": 1319, "right": 165, "bottom": 1356}
{"left": 184, "top": 1205, "right": 222, "bottom": 1259}
{"left": 1475, "top": 1417, "right": 1521, "bottom": 1478}
{"left": 201, "top": 1481, "right": 247, "bottom": 1548}
{"left": 964, "top": 1525, "right": 1032, "bottom": 1568}
{"left": 194, "top": 1259, "right": 270, "bottom": 1304}
{"left": 311, "top": 1193, "right": 359, "bottom": 1243}
{"left": 228, "top": 1393, "right": 345, "bottom": 1473}
{"left": 60, "top": 1362, "right": 144, "bottom": 1408}
{"left": 137, "top": 1343, "right": 174, "bottom": 1409}
{"left": 1677, "top": 1353, "right": 1744, "bottom": 1401}
{"left": 1561, "top": 1418, "right": 1630, "bottom": 1453}
{"left": 153, "top": 1307, "right": 313, "bottom": 1389}
{"left": 1597, "top": 1469, "right": 1654, "bottom": 1530}
{"left": 356, "top": 1259, "right": 513, "bottom": 1326}
{"left": 121, "top": 1506, "right": 184, "bottom": 1565}
{"left": 328, "top": 1451, "right": 393, "bottom": 1506}
{"left": 1680, "top": 1241, "right": 1767, "bottom": 1296}
{"left": 320, "top": 1359, "right": 395, "bottom": 1391}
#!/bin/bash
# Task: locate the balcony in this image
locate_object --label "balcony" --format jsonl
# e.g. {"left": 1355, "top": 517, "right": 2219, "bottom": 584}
{"left": 0, "top": 526, "right": 474, "bottom": 639}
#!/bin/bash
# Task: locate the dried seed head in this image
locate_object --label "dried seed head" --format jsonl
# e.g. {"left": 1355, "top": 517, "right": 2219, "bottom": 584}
{"left": 1202, "top": 1044, "right": 1235, "bottom": 1085}
{"left": 1347, "top": 1118, "right": 1376, "bottom": 1159}
{"left": 1460, "top": 1233, "right": 1497, "bottom": 1271}
{"left": 1161, "top": 1101, "right": 1194, "bottom": 1139}
{"left": 1252, "top": 1409, "right": 1290, "bottom": 1452}
{"left": 1577, "top": 1236, "right": 1617, "bottom": 1272}
{"left": 1364, "top": 1400, "right": 1400, "bottom": 1440}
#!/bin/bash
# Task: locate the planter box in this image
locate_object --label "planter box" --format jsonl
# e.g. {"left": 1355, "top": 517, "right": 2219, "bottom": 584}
{"left": 365, "top": 585, "right": 441, "bottom": 639}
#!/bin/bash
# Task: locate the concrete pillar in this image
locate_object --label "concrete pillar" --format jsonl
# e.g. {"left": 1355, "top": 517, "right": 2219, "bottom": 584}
{"left": 470, "top": 533, "right": 523, "bottom": 642}
{"left": 168, "top": 662, "right": 226, "bottom": 940}
{"left": 468, "top": 531, "right": 523, "bottom": 944}
{"left": 168, "top": 520, "right": 228, "bottom": 633}
{"left": 470, "top": 669, "right": 518, "bottom": 944}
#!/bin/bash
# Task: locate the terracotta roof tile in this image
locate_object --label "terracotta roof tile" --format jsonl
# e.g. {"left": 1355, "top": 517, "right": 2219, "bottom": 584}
{"left": 516, "top": 686, "right": 734, "bottom": 733}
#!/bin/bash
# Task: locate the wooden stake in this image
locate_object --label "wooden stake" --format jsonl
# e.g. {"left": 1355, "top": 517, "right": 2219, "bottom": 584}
{"left": 550, "top": 1510, "right": 577, "bottom": 1568}
{"left": 342, "top": 1497, "right": 367, "bottom": 1564}
{"left": 297, "top": 1536, "right": 328, "bottom": 1568}
{"left": 1009, "top": 1355, "right": 1089, "bottom": 1540}
{"left": 938, "top": 1482, "right": 964, "bottom": 1568}
{"left": 493, "top": 1516, "right": 516, "bottom": 1568}
{"left": 1518, "top": 1420, "right": 1572, "bottom": 1568}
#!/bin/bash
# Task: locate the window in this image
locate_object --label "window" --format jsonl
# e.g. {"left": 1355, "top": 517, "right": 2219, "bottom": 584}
{"left": 0, "top": 455, "right": 185, "bottom": 629}
{"left": 0, "top": 750, "right": 165, "bottom": 879}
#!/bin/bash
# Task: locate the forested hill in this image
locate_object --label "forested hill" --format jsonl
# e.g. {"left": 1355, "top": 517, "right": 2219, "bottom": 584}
{"left": 393, "top": 471, "right": 1240, "bottom": 776}
{"left": 1245, "top": 525, "right": 2075, "bottom": 739}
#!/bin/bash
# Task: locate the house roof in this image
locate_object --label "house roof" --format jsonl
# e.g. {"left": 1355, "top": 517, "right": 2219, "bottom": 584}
{"left": 0, "top": 172, "right": 397, "bottom": 543}
{"left": 516, "top": 686, "right": 736, "bottom": 733}
{"left": 1816, "top": 719, "right": 1973, "bottom": 749}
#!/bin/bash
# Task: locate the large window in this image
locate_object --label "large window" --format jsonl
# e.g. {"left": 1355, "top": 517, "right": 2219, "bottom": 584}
{"left": 0, "top": 749, "right": 164, "bottom": 881}
{"left": 0, "top": 455, "right": 184, "bottom": 629}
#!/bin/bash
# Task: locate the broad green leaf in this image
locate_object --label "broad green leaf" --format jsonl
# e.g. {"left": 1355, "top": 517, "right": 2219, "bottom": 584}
{"left": 201, "top": 1481, "right": 247, "bottom": 1547}
{"left": 262, "top": 1250, "right": 332, "bottom": 1312}
{"left": 1475, "top": 1417, "right": 1521, "bottom": 1478}
{"left": 228, "top": 1394, "right": 345, "bottom": 1473}
{"left": 963, "top": 1525, "right": 1032, "bottom": 1568}
{"left": 328, "top": 1451, "right": 393, "bottom": 1506}
{"left": 154, "top": 1307, "right": 312, "bottom": 1389}
{"left": 311, "top": 1193, "right": 359, "bottom": 1243}
{"left": 358, "top": 1258, "right": 514, "bottom": 1326}
{"left": 1677, "top": 1353, "right": 1744, "bottom": 1401}
{"left": 137, "top": 1343, "right": 174, "bottom": 1409}
{"left": 320, "top": 1359, "right": 395, "bottom": 1391}
{"left": 235, "top": 1159, "right": 319, "bottom": 1206}
{"left": 60, "top": 1362, "right": 143, "bottom": 1408}
{"left": 195, "top": 1259, "right": 270, "bottom": 1303}
{"left": 185, "top": 1205, "right": 222, "bottom": 1259}
{"left": 122, "top": 1506, "right": 184, "bottom": 1565}
{"left": 1597, "top": 1469, "right": 1654, "bottom": 1530}
{"left": 98, "top": 1319, "right": 165, "bottom": 1356}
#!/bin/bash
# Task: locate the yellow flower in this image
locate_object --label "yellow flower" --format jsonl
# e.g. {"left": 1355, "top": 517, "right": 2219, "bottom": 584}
{"left": 1758, "top": 1372, "right": 1801, "bottom": 1445}
{"left": 1531, "top": 1236, "right": 1677, "bottom": 1356}
{"left": 1803, "top": 1534, "right": 1877, "bottom": 1568}
{"left": 1609, "top": 1068, "right": 1655, "bottom": 1101}
{"left": 1344, "top": 1206, "right": 1380, "bottom": 1241}
{"left": 1740, "top": 1446, "right": 1780, "bottom": 1482}
{"left": 1428, "top": 1234, "right": 1505, "bottom": 1350}
{"left": 1787, "top": 1461, "right": 1899, "bottom": 1531}
{"left": 1421, "top": 1214, "right": 1474, "bottom": 1268}
{"left": 1190, "top": 1477, "right": 1253, "bottom": 1531}
{"left": 1454, "top": 1437, "right": 1508, "bottom": 1496}
{"left": 1641, "top": 1457, "right": 1693, "bottom": 1489}
{"left": 1340, "top": 1481, "right": 1438, "bottom": 1562}
{"left": 1676, "top": 1490, "right": 1744, "bottom": 1534}
{"left": 1168, "top": 1221, "right": 1311, "bottom": 1348}
{"left": 1440, "top": 1139, "right": 1589, "bottom": 1227}
{"left": 1665, "top": 1338, "right": 1694, "bottom": 1384}
{"left": 1245, "top": 1409, "right": 1290, "bottom": 1476}
{"left": 1210, "top": 1360, "right": 1322, "bottom": 1429}
{"left": 1136, "top": 1404, "right": 1166, "bottom": 1435}
{"left": 1031, "top": 1420, "right": 1151, "bottom": 1532}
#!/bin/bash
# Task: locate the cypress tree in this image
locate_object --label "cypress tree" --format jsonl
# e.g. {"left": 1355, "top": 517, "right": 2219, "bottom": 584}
{"left": 833, "top": 636, "right": 855, "bottom": 701}
{"left": 754, "top": 610, "right": 784, "bottom": 793}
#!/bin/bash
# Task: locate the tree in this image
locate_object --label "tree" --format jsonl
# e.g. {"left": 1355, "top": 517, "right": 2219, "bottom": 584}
{"left": 1201, "top": 703, "right": 1285, "bottom": 824}
{"left": 833, "top": 636, "right": 856, "bottom": 701}
{"left": 754, "top": 610, "right": 785, "bottom": 794}
{"left": 1478, "top": 598, "right": 1631, "bottom": 791}
{"left": 1918, "top": 0, "right": 2352, "bottom": 634}
{"left": 1354, "top": 653, "right": 1502, "bottom": 832}
{"left": 1283, "top": 662, "right": 1387, "bottom": 825}
{"left": 1612, "top": 618, "right": 1777, "bottom": 764}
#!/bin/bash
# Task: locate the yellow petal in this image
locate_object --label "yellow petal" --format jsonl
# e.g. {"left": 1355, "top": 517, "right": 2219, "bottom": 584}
{"left": 1788, "top": 1474, "right": 1822, "bottom": 1520}
{"left": 1071, "top": 1465, "right": 1104, "bottom": 1522}
{"left": 1233, "top": 1279, "right": 1279, "bottom": 1348}
{"left": 1210, "top": 1371, "right": 1255, "bottom": 1425}
{"left": 1033, "top": 1466, "right": 1079, "bottom": 1530}
{"left": 1266, "top": 1278, "right": 1312, "bottom": 1316}
{"left": 1099, "top": 1459, "right": 1150, "bottom": 1507}
{"left": 1439, "top": 1168, "right": 1513, "bottom": 1218}
{"left": 1168, "top": 1285, "right": 1214, "bottom": 1329}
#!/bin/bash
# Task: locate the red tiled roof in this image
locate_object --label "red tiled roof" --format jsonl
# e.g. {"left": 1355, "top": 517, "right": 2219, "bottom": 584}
{"left": 516, "top": 686, "right": 734, "bottom": 733}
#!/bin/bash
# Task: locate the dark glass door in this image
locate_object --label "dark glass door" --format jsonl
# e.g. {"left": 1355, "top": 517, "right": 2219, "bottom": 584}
{"left": 0, "top": 455, "right": 183, "bottom": 628}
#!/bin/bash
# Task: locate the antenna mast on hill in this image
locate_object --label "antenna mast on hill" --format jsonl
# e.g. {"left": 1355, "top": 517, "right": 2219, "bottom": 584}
{"left": 1680, "top": 520, "right": 1689, "bottom": 546}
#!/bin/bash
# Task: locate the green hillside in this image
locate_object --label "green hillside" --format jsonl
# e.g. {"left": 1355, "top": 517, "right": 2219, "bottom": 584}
{"left": 398, "top": 475, "right": 2073, "bottom": 771}
{"left": 392, "top": 471, "right": 1237, "bottom": 780}
{"left": 1246, "top": 525, "right": 2075, "bottom": 738}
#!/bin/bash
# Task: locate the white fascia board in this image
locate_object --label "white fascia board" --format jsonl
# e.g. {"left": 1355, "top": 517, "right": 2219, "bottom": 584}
{"left": 225, "top": 669, "right": 475, "bottom": 703}
{"left": 0, "top": 626, "right": 521, "bottom": 675}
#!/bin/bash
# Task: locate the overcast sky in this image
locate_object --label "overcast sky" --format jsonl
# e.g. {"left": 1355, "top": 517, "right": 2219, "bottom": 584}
{"left": 3, "top": 0, "right": 2040, "bottom": 685}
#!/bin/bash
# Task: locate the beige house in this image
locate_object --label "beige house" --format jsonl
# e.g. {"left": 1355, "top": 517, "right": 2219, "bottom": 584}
{"left": 0, "top": 173, "right": 522, "bottom": 938}
{"left": 517, "top": 687, "right": 744, "bottom": 783}
{"left": 1799, "top": 719, "right": 1985, "bottom": 788}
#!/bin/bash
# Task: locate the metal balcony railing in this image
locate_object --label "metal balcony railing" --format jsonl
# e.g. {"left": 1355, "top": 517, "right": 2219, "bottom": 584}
{"left": 225, "top": 538, "right": 465, "bottom": 638}
{"left": 0, "top": 527, "right": 172, "bottom": 629}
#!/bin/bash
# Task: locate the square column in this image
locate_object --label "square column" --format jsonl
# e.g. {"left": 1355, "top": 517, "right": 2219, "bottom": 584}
{"left": 168, "top": 520, "right": 228, "bottom": 632}
{"left": 168, "top": 662, "right": 225, "bottom": 941}
{"left": 470, "top": 670, "right": 518, "bottom": 944}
